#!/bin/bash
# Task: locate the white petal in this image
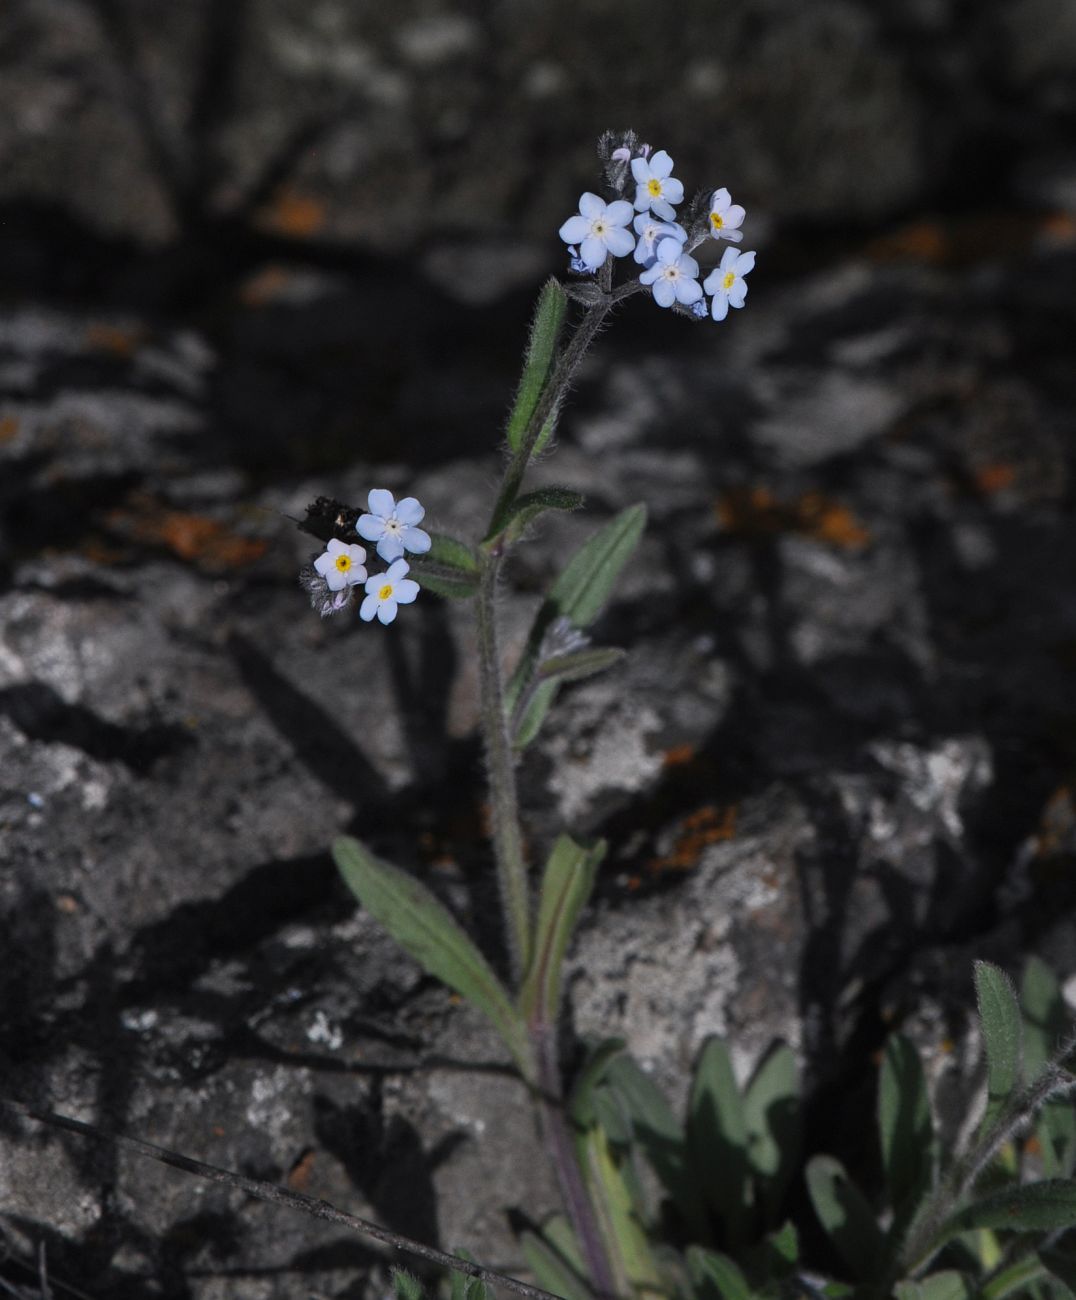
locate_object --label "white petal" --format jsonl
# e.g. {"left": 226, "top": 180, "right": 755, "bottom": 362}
{"left": 402, "top": 526, "right": 431, "bottom": 553}
{"left": 649, "top": 150, "right": 674, "bottom": 179}
{"left": 723, "top": 229, "right": 744, "bottom": 243}
{"left": 604, "top": 200, "right": 634, "bottom": 227}
{"left": 365, "top": 573, "right": 381, "bottom": 594}
{"left": 639, "top": 264, "right": 661, "bottom": 285}
{"left": 653, "top": 279, "right": 676, "bottom": 308}
{"left": 632, "top": 212, "right": 651, "bottom": 235}
{"left": 345, "top": 564, "right": 368, "bottom": 586}
{"left": 726, "top": 205, "right": 745, "bottom": 228}
{"left": 579, "top": 236, "right": 606, "bottom": 270}
{"left": 661, "top": 178, "right": 684, "bottom": 204}
{"left": 314, "top": 553, "right": 334, "bottom": 577}
{"left": 368, "top": 488, "right": 394, "bottom": 518}
{"left": 356, "top": 514, "right": 385, "bottom": 541}
{"left": 677, "top": 279, "right": 703, "bottom": 305}
{"left": 630, "top": 157, "right": 650, "bottom": 183}
{"left": 710, "top": 187, "right": 731, "bottom": 209}
{"left": 667, "top": 222, "right": 688, "bottom": 243}
{"left": 559, "top": 214, "right": 588, "bottom": 243}
{"left": 734, "top": 250, "right": 756, "bottom": 275}
{"left": 634, "top": 245, "right": 656, "bottom": 266}
{"left": 347, "top": 543, "right": 366, "bottom": 563}
{"left": 720, "top": 245, "right": 738, "bottom": 271}
{"left": 655, "top": 237, "right": 681, "bottom": 265}
{"left": 578, "top": 192, "right": 604, "bottom": 218}
{"left": 377, "top": 535, "right": 405, "bottom": 562}
{"left": 651, "top": 197, "right": 676, "bottom": 221}
{"left": 394, "top": 497, "right": 425, "bottom": 526}
{"left": 679, "top": 253, "right": 700, "bottom": 278}
{"left": 702, "top": 269, "right": 720, "bottom": 295}
{"left": 727, "top": 281, "right": 748, "bottom": 309}
{"left": 326, "top": 538, "right": 347, "bottom": 555}
{"left": 394, "top": 579, "right": 420, "bottom": 604}
{"left": 325, "top": 568, "right": 347, "bottom": 591}
{"left": 360, "top": 593, "right": 379, "bottom": 621}
{"left": 605, "top": 227, "right": 635, "bottom": 257}
{"left": 711, "top": 292, "right": 730, "bottom": 322}
{"left": 377, "top": 599, "right": 398, "bottom": 625}
{"left": 633, "top": 188, "right": 652, "bottom": 212}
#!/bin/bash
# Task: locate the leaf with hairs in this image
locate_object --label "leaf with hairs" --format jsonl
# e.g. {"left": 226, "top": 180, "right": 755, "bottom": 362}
{"left": 806, "top": 1155, "right": 887, "bottom": 1282}
{"left": 975, "top": 961, "right": 1023, "bottom": 1133}
{"left": 333, "top": 837, "right": 530, "bottom": 1073}
{"left": 568, "top": 1038, "right": 627, "bottom": 1129}
{"left": 879, "top": 1034, "right": 935, "bottom": 1221}
{"left": 688, "top": 1036, "right": 750, "bottom": 1244}
{"left": 893, "top": 1272, "right": 973, "bottom": 1300}
{"left": 488, "top": 486, "right": 585, "bottom": 545}
{"left": 743, "top": 1043, "right": 800, "bottom": 1219}
{"left": 506, "top": 279, "right": 568, "bottom": 453}
{"left": 687, "top": 1246, "right": 757, "bottom": 1300}
{"left": 942, "top": 1179, "right": 1076, "bottom": 1235}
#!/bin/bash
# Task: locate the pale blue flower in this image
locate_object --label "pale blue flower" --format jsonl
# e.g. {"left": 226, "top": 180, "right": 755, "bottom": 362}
{"left": 707, "top": 188, "right": 746, "bottom": 243}
{"left": 639, "top": 237, "right": 703, "bottom": 309}
{"left": 631, "top": 150, "right": 684, "bottom": 221}
{"left": 360, "top": 559, "right": 420, "bottom": 625}
{"left": 632, "top": 214, "right": 687, "bottom": 266}
{"left": 357, "top": 489, "right": 432, "bottom": 562}
{"left": 703, "top": 248, "right": 755, "bottom": 321}
{"left": 558, "top": 193, "right": 635, "bottom": 271}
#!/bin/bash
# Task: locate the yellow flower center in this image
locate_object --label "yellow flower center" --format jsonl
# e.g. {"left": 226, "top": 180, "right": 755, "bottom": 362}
{"left": 646, "top": 178, "right": 663, "bottom": 197}
{"left": 335, "top": 553, "right": 351, "bottom": 572}
{"left": 723, "top": 271, "right": 736, "bottom": 290}
{"left": 709, "top": 212, "right": 724, "bottom": 229}
{"left": 378, "top": 583, "right": 394, "bottom": 601}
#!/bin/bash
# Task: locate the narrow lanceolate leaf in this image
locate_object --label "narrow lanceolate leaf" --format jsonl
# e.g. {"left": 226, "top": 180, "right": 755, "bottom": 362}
{"left": 519, "top": 835, "right": 605, "bottom": 1023}
{"left": 392, "top": 1271, "right": 425, "bottom": 1300}
{"left": 605, "top": 1054, "right": 709, "bottom": 1239}
{"left": 942, "top": 1179, "right": 1076, "bottom": 1235}
{"left": 879, "top": 1034, "right": 935, "bottom": 1218}
{"left": 506, "top": 278, "right": 568, "bottom": 453}
{"left": 805, "top": 1155, "right": 887, "bottom": 1282}
{"left": 568, "top": 1038, "right": 626, "bottom": 1129}
{"left": 333, "top": 837, "right": 529, "bottom": 1073}
{"left": 1022, "top": 956, "right": 1076, "bottom": 1178}
{"left": 974, "top": 961, "right": 1023, "bottom": 1130}
{"left": 687, "top": 1246, "right": 756, "bottom": 1300}
{"left": 519, "top": 1230, "right": 594, "bottom": 1300}
{"left": 893, "top": 1272, "right": 973, "bottom": 1300}
{"left": 688, "top": 1037, "right": 750, "bottom": 1244}
{"left": 411, "top": 532, "right": 480, "bottom": 599}
{"left": 743, "top": 1043, "right": 800, "bottom": 1219}
{"left": 507, "top": 504, "right": 647, "bottom": 747}
{"left": 538, "top": 646, "right": 625, "bottom": 685}
{"left": 488, "top": 486, "right": 585, "bottom": 545}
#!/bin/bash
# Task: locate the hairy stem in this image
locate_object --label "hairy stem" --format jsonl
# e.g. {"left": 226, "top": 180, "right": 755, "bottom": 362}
{"left": 475, "top": 550, "right": 532, "bottom": 980}
{"left": 532, "top": 1023, "right": 621, "bottom": 1300}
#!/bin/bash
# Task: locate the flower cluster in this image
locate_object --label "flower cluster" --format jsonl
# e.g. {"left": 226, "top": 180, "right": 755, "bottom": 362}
{"left": 302, "top": 489, "right": 426, "bottom": 625}
{"left": 558, "top": 136, "right": 756, "bottom": 323}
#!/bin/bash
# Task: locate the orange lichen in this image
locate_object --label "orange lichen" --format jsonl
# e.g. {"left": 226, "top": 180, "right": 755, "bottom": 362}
{"left": 716, "top": 487, "right": 870, "bottom": 550}
{"left": 239, "top": 264, "right": 295, "bottom": 307}
{"left": 85, "top": 322, "right": 145, "bottom": 357}
{"left": 105, "top": 494, "right": 267, "bottom": 571}
{"left": 1034, "top": 786, "right": 1075, "bottom": 859}
{"left": 287, "top": 1150, "right": 317, "bottom": 1191}
{"left": 662, "top": 743, "right": 697, "bottom": 767}
{"left": 258, "top": 188, "right": 327, "bottom": 239}
{"left": 648, "top": 804, "right": 738, "bottom": 874}
{"left": 0, "top": 415, "right": 18, "bottom": 444}
{"left": 973, "top": 463, "right": 1017, "bottom": 495}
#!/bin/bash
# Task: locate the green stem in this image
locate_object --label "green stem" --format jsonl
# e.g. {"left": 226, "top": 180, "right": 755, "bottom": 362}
{"left": 475, "top": 550, "right": 531, "bottom": 980}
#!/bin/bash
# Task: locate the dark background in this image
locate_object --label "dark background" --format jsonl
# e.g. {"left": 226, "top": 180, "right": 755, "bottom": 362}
{"left": 2, "top": 0, "right": 1076, "bottom": 1296}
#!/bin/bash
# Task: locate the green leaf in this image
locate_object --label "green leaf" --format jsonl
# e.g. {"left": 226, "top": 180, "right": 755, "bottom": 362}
{"left": 490, "top": 486, "right": 586, "bottom": 544}
{"left": 943, "top": 1180, "right": 1076, "bottom": 1235}
{"left": 687, "top": 1246, "right": 755, "bottom": 1300}
{"left": 538, "top": 646, "right": 626, "bottom": 684}
{"left": 392, "top": 1270, "right": 425, "bottom": 1300}
{"left": 1022, "top": 957, "right": 1076, "bottom": 1178}
{"left": 805, "top": 1155, "right": 887, "bottom": 1282}
{"left": 519, "top": 835, "right": 604, "bottom": 1023}
{"left": 688, "top": 1036, "right": 750, "bottom": 1243}
{"left": 411, "top": 532, "right": 480, "bottom": 600}
{"left": 879, "top": 1034, "right": 935, "bottom": 1218}
{"left": 764, "top": 1221, "right": 800, "bottom": 1273}
{"left": 520, "top": 1229, "right": 594, "bottom": 1300}
{"left": 604, "top": 1054, "right": 708, "bottom": 1238}
{"left": 506, "top": 278, "right": 568, "bottom": 453}
{"left": 333, "top": 837, "right": 530, "bottom": 1073}
{"left": 975, "top": 961, "right": 1024, "bottom": 1131}
{"left": 568, "top": 1038, "right": 626, "bottom": 1129}
{"left": 743, "top": 1043, "right": 800, "bottom": 1219}
{"left": 893, "top": 1271, "right": 973, "bottom": 1300}
{"left": 507, "top": 504, "right": 647, "bottom": 747}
